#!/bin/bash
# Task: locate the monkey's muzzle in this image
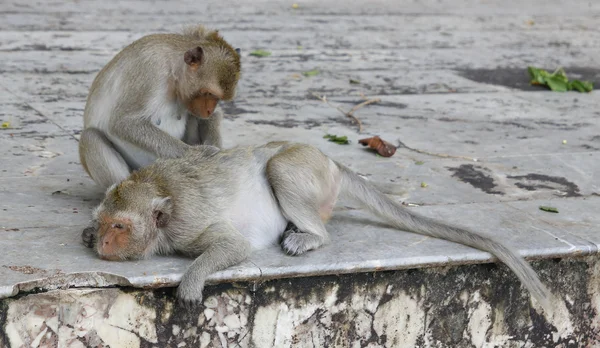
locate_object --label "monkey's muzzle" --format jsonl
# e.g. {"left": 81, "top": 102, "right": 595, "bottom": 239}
{"left": 192, "top": 94, "right": 219, "bottom": 118}
{"left": 99, "top": 254, "right": 123, "bottom": 261}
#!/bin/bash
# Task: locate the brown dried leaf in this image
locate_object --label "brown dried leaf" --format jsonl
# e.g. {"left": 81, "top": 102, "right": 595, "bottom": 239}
{"left": 358, "top": 136, "right": 397, "bottom": 157}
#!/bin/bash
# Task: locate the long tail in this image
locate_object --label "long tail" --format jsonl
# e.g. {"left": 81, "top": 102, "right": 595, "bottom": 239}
{"left": 336, "top": 162, "right": 552, "bottom": 309}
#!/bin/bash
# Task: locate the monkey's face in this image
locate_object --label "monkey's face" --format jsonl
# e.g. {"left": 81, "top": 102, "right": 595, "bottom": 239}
{"left": 182, "top": 41, "right": 241, "bottom": 119}
{"left": 95, "top": 213, "right": 153, "bottom": 261}
{"left": 93, "top": 181, "right": 172, "bottom": 261}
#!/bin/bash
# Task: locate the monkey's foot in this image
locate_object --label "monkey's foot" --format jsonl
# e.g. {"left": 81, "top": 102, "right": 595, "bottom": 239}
{"left": 82, "top": 227, "right": 97, "bottom": 248}
{"left": 279, "top": 222, "right": 300, "bottom": 243}
{"left": 280, "top": 231, "right": 323, "bottom": 256}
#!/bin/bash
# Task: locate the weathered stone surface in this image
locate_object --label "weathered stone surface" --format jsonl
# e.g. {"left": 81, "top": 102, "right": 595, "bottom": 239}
{"left": 2, "top": 48, "right": 600, "bottom": 75}
{"left": 2, "top": 257, "right": 599, "bottom": 347}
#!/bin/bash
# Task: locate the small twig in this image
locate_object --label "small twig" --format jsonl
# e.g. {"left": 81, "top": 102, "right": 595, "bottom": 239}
{"left": 311, "top": 92, "right": 379, "bottom": 133}
{"left": 348, "top": 98, "right": 381, "bottom": 117}
{"left": 311, "top": 92, "right": 348, "bottom": 117}
{"left": 397, "top": 139, "right": 478, "bottom": 161}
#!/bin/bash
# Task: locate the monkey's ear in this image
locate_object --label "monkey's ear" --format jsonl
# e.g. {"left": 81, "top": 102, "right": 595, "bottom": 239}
{"left": 151, "top": 197, "right": 172, "bottom": 228}
{"left": 184, "top": 47, "right": 204, "bottom": 68}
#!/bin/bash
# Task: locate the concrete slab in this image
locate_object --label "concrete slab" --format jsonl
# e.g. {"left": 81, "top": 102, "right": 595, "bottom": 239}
{"left": 0, "top": 0, "right": 599, "bottom": 18}
{"left": 0, "top": 135, "right": 83, "bottom": 178}
{"left": 3, "top": 47, "right": 600, "bottom": 75}
{"left": 2, "top": 27, "right": 600, "bottom": 52}
{"left": 0, "top": 0, "right": 599, "bottom": 304}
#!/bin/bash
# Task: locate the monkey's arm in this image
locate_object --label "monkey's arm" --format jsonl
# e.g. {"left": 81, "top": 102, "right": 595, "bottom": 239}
{"left": 111, "top": 115, "right": 191, "bottom": 158}
{"left": 177, "top": 221, "right": 251, "bottom": 304}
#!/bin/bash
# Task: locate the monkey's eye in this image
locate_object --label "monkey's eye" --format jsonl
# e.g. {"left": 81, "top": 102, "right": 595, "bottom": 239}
{"left": 235, "top": 48, "right": 241, "bottom": 54}
{"left": 112, "top": 223, "right": 124, "bottom": 229}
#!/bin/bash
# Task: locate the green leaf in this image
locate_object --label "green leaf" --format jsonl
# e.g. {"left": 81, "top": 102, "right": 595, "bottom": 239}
{"left": 545, "top": 75, "right": 569, "bottom": 92}
{"left": 323, "top": 134, "right": 350, "bottom": 145}
{"left": 580, "top": 80, "right": 594, "bottom": 91}
{"left": 349, "top": 79, "right": 361, "bottom": 84}
{"left": 539, "top": 206, "right": 559, "bottom": 213}
{"left": 528, "top": 66, "right": 594, "bottom": 93}
{"left": 553, "top": 68, "right": 568, "bottom": 82}
{"left": 249, "top": 50, "right": 271, "bottom": 57}
{"left": 302, "top": 69, "right": 320, "bottom": 77}
{"left": 569, "top": 80, "right": 594, "bottom": 93}
{"left": 420, "top": 182, "right": 428, "bottom": 188}
{"left": 528, "top": 66, "right": 546, "bottom": 85}
{"left": 415, "top": 161, "right": 425, "bottom": 165}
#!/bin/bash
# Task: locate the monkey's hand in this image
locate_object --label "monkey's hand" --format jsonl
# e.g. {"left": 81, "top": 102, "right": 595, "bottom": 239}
{"left": 187, "top": 144, "right": 221, "bottom": 157}
{"left": 177, "top": 276, "right": 206, "bottom": 306}
{"left": 169, "top": 143, "right": 195, "bottom": 158}
{"left": 176, "top": 222, "right": 251, "bottom": 307}
{"left": 82, "top": 226, "right": 98, "bottom": 248}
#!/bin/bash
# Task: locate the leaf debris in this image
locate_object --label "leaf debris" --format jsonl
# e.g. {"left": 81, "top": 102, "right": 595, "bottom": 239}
{"left": 323, "top": 134, "right": 350, "bottom": 145}
{"left": 539, "top": 206, "right": 559, "bottom": 213}
{"left": 528, "top": 66, "right": 593, "bottom": 93}
{"left": 1, "top": 122, "right": 10, "bottom": 128}
{"left": 358, "top": 136, "right": 397, "bottom": 157}
{"left": 302, "top": 69, "right": 320, "bottom": 77}
{"left": 249, "top": 50, "right": 271, "bottom": 57}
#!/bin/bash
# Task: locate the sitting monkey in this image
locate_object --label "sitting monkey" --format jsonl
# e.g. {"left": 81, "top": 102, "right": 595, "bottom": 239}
{"left": 79, "top": 25, "right": 241, "bottom": 190}
{"left": 83, "top": 142, "right": 552, "bottom": 308}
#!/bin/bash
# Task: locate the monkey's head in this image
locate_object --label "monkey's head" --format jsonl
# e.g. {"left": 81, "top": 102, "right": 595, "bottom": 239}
{"left": 180, "top": 30, "right": 241, "bottom": 119}
{"left": 92, "top": 180, "right": 172, "bottom": 261}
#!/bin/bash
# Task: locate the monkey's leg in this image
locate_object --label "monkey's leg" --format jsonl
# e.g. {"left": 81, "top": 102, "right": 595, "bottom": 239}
{"left": 267, "top": 148, "right": 335, "bottom": 256}
{"left": 79, "top": 128, "right": 131, "bottom": 190}
{"left": 177, "top": 221, "right": 250, "bottom": 304}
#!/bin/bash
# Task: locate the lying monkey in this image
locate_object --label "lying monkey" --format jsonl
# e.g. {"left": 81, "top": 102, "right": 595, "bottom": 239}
{"left": 83, "top": 142, "right": 552, "bottom": 308}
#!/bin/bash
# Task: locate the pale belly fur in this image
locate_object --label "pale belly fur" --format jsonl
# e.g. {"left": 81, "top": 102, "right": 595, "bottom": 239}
{"left": 226, "top": 171, "right": 288, "bottom": 250}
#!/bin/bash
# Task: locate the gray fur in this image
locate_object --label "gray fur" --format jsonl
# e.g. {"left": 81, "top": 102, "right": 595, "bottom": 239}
{"left": 86, "top": 141, "right": 552, "bottom": 309}
{"left": 79, "top": 127, "right": 131, "bottom": 188}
